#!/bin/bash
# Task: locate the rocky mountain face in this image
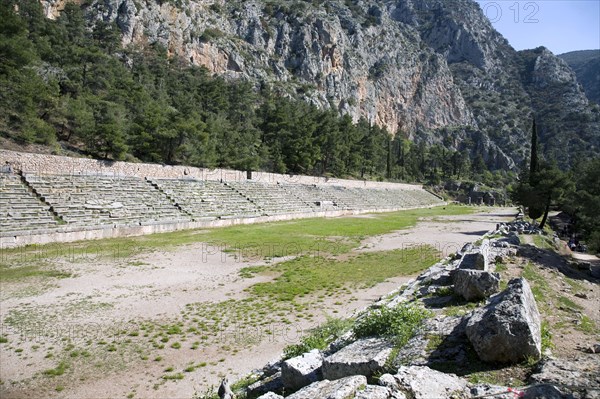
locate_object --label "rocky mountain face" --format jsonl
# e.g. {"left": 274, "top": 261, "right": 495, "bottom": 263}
{"left": 39, "top": 0, "right": 600, "bottom": 170}
{"left": 559, "top": 50, "right": 600, "bottom": 105}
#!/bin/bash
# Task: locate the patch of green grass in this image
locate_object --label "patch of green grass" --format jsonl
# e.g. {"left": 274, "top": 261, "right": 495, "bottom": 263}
{"left": 42, "top": 361, "right": 68, "bottom": 377}
{"left": 541, "top": 321, "right": 554, "bottom": 351}
{"left": 230, "top": 374, "right": 261, "bottom": 391}
{"left": 155, "top": 205, "right": 470, "bottom": 259}
{"left": 467, "top": 371, "right": 503, "bottom": 385}
{"left": 441, "top": 299, "right": 480, "bottom": 317}
{"left": 521, "top": 262, "right": 549, "bottom": 304}
{"left": 433, "top": 286, "right": 454, "bottom": 297}
{"left": 532, "top": 235, "right": 553, "bottom": 250}
{"left": 239, "top": 265, "right": 269, "bottom": 278}
{"left": 353, "top": 303, "right": 432, "bottom": 348}
{"left": 283, "top": 317, "right": 354, "bottom": 359}
{"left": 494, "top": 262, "right": 508, "bottom": 272}
{"left": 55, "top": 385, "right": 65, "bottom": 392}
{"left": 127, "top": 261, "right": 148, "bottom": 267}
{"left": 0, "top": 206, "right": 470, "bottom": 269}
{"left": 425, "top": 334, "right": 444, "bottom": 352}
{"left": 577, "top": 315, "right": 597, "bottom": 334}
{"left": 557, "top": 296, "right": 583, "bottom": 311}
{"left": 170, "top": 342, "right": 181, "bottom": 349}
{"left": 0, "top": 336, "right": 7, "bottom": 344}
{"left": 0, "top": 264, "right": 72, "bottom": 282}
{"left": 164, "top": 324, "right": 183, "bottom": 335}
{"left": 250, "top": 246, "right": 440, "bottom": 301}
{"left": 564, "top": 277, "right": 586, "bottom": 296}
{"left": 162, "top": 373, "right": 184, "bottom": 380}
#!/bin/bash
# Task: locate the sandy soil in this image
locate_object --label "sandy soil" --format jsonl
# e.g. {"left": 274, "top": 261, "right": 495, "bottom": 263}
{"left": 0, "top": 207, "right": 518, "bottom": 399}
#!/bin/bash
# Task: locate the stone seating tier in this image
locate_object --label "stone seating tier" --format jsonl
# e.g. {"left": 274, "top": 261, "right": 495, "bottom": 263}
{"left": 0, "top": 174, "right": 58, "bottom": 231}
{"left": 1, "top": 174, "right": 444, "bottom": 236}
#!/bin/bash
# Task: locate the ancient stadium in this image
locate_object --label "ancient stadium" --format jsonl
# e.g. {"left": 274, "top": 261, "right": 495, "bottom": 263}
{"left": 1, "top": 150, "right": 598, "bottom": 399}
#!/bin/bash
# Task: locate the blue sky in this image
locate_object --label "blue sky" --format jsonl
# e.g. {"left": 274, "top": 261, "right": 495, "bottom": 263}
{"left": 474, "top": 0, "right": 600, "bottom": 54}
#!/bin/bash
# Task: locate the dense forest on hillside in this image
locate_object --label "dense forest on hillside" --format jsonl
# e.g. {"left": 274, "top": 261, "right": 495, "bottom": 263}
{"left": 0, "top": 0, "right": 505, "bottom": 184}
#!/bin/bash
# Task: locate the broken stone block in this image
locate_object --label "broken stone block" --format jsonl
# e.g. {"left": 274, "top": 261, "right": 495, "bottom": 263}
{"left": 281, "top": 349, "right": 323, "bottom": 391}
{"left": 286, "top": 375, "right": 367, "bottom": 399}
{"left": 322, "top": 338, "right": 393, "bottom": 380}
{"left": 453, "top": 269, "right": 500, "bottom": 301}
{"left": 390, "top": 366, "right": 469, "bottom": 399}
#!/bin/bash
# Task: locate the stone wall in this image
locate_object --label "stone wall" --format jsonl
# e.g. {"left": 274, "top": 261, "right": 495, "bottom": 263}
{"left": 0, "top": 150, "right": 422, "bottom": 190}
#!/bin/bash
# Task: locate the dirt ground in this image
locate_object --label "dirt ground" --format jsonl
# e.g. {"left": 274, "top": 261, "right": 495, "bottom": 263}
{"left": 497, "top": 237, "right": 600, "bottom": 360}
{"left": 0, "top": 207, "right": 534, "bottom": 399}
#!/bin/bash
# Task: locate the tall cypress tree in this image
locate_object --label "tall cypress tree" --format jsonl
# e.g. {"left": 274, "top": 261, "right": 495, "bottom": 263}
{"left": 527, "top": 118, "right": 544, "bottom": 219}
{"left": 529, "top": 118, "right": 538, "bottom": 183}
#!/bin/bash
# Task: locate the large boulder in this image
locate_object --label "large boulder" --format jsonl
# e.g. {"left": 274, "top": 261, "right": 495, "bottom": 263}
{"left": 453, "top": 269, "right": 500, "bottom": 301}
{"left": 322, "top": 338, "right": 393, "bottom": 380}
{"left": 466, "top": 278, "right": 542, "bottom": 363}
{"left": 380, "top": 366, "right": 469, "bottom": 399}
{"left": 281, "top": 349, "right": 323, "bottom": 391}
{"left": 286, "top": 375, "right": 367, "bottom": 399}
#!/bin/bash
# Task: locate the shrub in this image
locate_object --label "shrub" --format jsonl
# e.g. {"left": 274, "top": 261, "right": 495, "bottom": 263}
{"left": 283, "top": 317, "right": 353, "bottom": 359}
{"left": 353, "top": 303, "right": 431, "bottom": 348}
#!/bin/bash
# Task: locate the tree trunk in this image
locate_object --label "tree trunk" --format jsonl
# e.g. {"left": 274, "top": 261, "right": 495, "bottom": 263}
{"left": 539, "top": 198, "right": 551, "bottom": 229}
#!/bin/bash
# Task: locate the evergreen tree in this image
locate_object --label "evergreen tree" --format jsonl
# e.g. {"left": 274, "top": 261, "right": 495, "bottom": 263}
{"left": 529, "top": 118, "right": 539, "bottom": 183}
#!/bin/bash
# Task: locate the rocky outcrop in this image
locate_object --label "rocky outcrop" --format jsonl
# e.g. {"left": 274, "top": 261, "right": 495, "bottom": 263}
{"left": 453, "top": 269, "right": 500, "bottom": 301}
{"left": 322, "top": 338, "right": 394, "bottom": 380}
{"left": 466, "top": 278, "right": 542, "bottom": 363}
{"left": 559, "top": 50, "right": 600, "bottom": 105}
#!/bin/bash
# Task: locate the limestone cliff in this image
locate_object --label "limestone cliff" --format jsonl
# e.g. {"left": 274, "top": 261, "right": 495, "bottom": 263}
{"left": 559, "top": 50, "right": 600, "bottom": 105}
{"left": 38, "top": 0, "right": 600, "bottom": 169}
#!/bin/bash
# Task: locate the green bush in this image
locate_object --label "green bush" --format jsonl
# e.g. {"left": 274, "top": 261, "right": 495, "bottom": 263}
{"left": 353, "top": 303, "right": 431, "bottom": 348}
{"left": 283, "top": 317, "right": 353, "bottom": 359}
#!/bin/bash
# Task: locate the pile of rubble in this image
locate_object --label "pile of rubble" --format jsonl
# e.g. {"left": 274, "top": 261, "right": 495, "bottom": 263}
{"left": 233, "top": 224, "right": 599, "bottom": 399}
{"left": 493, "top": 221, "right": 544, "bottom": 235}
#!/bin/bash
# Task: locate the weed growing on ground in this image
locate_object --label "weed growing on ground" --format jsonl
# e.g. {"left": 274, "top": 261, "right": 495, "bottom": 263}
{"left": 42, "top": 361, "right": 68, "bottom": 377}
{"left": 522, "top": 262, "right": 549, "bottom": 305}
{"left": 283, "top": 317, "right": 354, "bottom": 359}
{"left": 162, "top": 373, "right": 184, "bottom": 380}
{"left": 541, "top": 321, "right": 554, "bottom": 351}
{"left": 577, "top": 315, "right": 597, "bottom": 334}
{"left": 353, "top": 303, "right": 432, "bottom": 348}
{"left": 532, "top": 235, "right": 554, "bottom": 250}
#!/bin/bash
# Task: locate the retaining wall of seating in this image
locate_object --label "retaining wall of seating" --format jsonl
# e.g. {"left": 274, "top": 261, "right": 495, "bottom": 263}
{"left": 0, "top": 150, "right": 422, "bottom": 190}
